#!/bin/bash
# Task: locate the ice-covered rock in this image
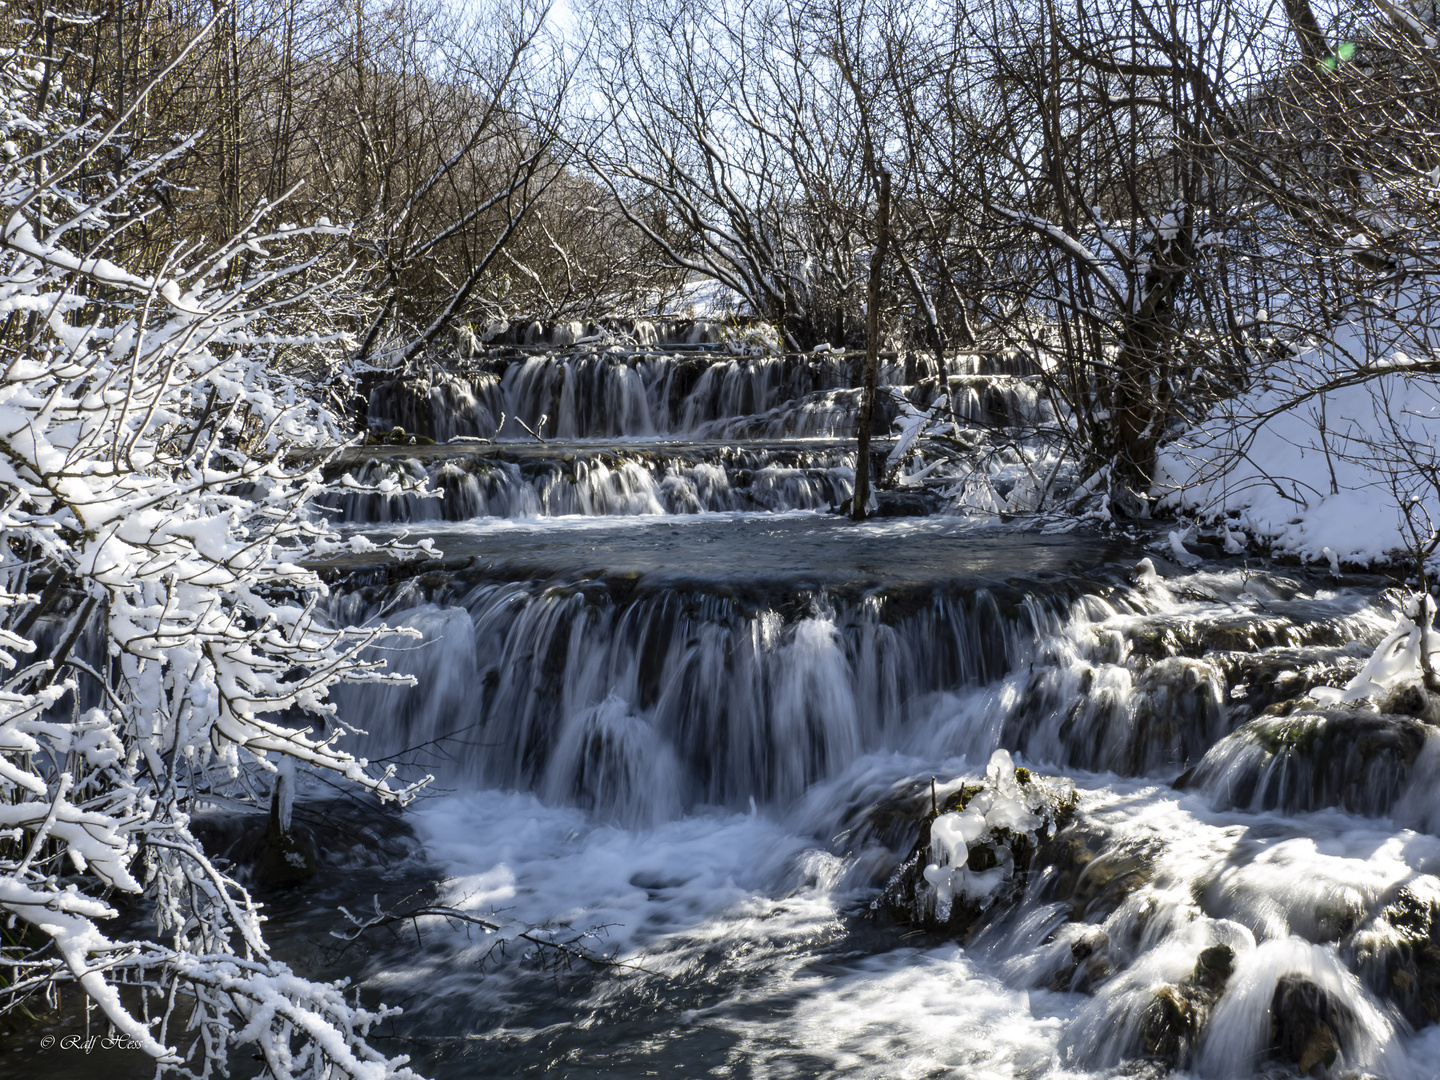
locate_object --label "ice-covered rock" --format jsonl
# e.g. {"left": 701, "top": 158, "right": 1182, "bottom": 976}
{"left": 881, "top": 749, "right": 1074, "bottom": 935}
{"left": 1311, "top": 593, "right": 1440, "bottom": 706}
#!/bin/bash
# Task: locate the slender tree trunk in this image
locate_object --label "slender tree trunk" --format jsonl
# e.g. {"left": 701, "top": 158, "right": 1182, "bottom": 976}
{"left": 226, "top": 5, "right": 241, "bottom": 235}
{"left": 116, "top": 0, "right": 124, "bottom": 108}
{"left": 852, "top": 167, "right": 891, "bottom": 521}
{"left": 1283, "top": 0, "right": 1328, "bottom": 64}
{"left": 355, "top": 0, "right": 369, "bottom": 213}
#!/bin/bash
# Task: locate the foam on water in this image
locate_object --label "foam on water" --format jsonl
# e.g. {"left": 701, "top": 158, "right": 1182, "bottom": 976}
{"left": 380, "top": 751, "right": 1440, "bottom": 1079}
{"left": 713, "top": 945, "right": 1074, "bottom": 1080}
{"left": 316, "top": 493, "right": 1438, "bottom": 1078}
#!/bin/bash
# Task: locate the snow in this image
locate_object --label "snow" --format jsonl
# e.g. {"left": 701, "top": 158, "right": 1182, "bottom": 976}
{"left": 921, "top": 749, "right": 1046, "bottom": 918}
{"left": 1168, "top": 530, "right": 1200, "bottom": 567}
{"left": 1311, "top": 593, "right": 1440, "bottom": 704}
{"left": 0, "top": 56, "right": 427, "bottom": 1079}
{"left": 1156, "top": 288, "right": 1440, "bottom": 567}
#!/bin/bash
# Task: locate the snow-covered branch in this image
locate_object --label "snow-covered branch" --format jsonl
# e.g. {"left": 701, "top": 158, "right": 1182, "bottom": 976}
{"left": 0, "top": 30, "right": 433, "bottom": 1080}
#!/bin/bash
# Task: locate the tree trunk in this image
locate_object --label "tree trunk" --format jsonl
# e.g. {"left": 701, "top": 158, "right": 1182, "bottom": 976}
{"left": 1108, "top": 221, "right": 1194, "bottom": 508}
{"left": 1283, "top": 0, "right": 1328, "bottom": 65}
{"left": 852, "top": 167, "right": 891, "bottom": 521}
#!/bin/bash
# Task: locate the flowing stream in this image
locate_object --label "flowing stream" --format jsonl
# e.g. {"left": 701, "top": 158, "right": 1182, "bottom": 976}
{"left": 248, "top": 346, "right": 1440, "bottom": 1078}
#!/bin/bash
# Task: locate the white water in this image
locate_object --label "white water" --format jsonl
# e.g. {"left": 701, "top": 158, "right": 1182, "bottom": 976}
{"left": 319, "top": 540, "right": 1440, "bottom": 1079}
{"left": 325, "top": 444, "right": 858, "bottom": 521}
{"left": 321, "top": 346, "right": 1440, "bottom": 1079}
{"left": 362, "top": 348, "right": 1046, "bottom": 444}
{"left": 378, "top": 756, "right": 1440, "bottom": 1078}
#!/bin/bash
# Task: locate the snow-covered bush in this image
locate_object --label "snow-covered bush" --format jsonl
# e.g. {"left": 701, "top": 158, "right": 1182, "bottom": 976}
{"left": 0, "top": 27, "right": 429, "bottom": 1080}
{"left": 1155, "top": 10, "right": 1440, "bottom": 568}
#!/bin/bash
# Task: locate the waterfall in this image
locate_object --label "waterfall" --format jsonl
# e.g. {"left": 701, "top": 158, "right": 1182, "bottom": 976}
{"left": 362, "top": 349, "right": 901, "bottom": 441}
{"left": 329, "top": 582, "right": 1063, "bottom": 810}
{"left": 329, "top": 564, "right": 1386, "bottom": 817}
{"left": 319, "top": 443, "right": 862, "bottom": 521}
{"left": 304, "top": 341, "right": 1440, "bottom": 1080}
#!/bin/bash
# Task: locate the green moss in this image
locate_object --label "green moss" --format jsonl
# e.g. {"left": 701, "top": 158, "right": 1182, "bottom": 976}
{"left": 967, "top": 842, "right": 999, "bottom": 872}
{"left": 941, "top": 784, "right": 985, "bottom": 814}
{"left": 1252, "top": 715, "right": 1321, "bottom": 754}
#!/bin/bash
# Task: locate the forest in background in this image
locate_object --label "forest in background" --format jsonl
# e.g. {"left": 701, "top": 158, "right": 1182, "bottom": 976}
{"left": 15, "top": 0, "right": 1438, "bottom": 523}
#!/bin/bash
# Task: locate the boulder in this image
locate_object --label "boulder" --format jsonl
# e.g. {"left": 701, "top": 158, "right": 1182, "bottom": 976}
{"left": 880, "top": 750, "right": 1075, "bottom": 938}
{"left": 1269, "top": 975, "right": 1356, "bottom": 1076}
{"left": 1183, "top": 709, "right": 1431, "bottom": 816}
{"left": 1136, "top": 944, "right": 1236, "bottom": 1068}
{"left": 1355, "top": 885, "right": 1440, "bottom": 1028}
{"left": 871, "top": 488, "right": 942, "bottom": 517}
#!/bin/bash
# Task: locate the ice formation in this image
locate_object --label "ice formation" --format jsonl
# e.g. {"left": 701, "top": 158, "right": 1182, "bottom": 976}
{"left": 921, "top": 749, "right": 1045, "bottom": 919}
{"left": 1312, "top": 593, "right": 1439, "bottom": 704}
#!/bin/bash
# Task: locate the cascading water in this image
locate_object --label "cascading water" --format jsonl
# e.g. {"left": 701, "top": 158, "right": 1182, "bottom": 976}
{"left": 329, "top": 573, "right": 1064, "bottom": 811}
{"left": 283, "top": 343, "right": 1440, "bottom": 1080}
{"left": 319, "top": 442, "right": 861, "bottom": 521}
{"left": 363, "top": 349, "right": 888, "bottom": 442}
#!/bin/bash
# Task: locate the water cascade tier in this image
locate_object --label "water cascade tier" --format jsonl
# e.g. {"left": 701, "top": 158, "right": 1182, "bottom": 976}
{"left": 320, "top": 440, "right": 866, "bottom": 521}
{"left": 360, "top": 344, "right": 1050, "bottom": 444}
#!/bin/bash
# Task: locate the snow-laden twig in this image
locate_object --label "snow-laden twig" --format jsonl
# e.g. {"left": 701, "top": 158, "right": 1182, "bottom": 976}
{"left": 0, "top": 33, "right": 433, "bottom": 1080}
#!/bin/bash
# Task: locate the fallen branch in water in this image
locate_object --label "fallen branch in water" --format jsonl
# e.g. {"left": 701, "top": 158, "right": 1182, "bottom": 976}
{"left": 515, "top": 413, "right": 548, "bottom": 442}
{"left": 332, "top": 892, "right": 662, "bottom": 976}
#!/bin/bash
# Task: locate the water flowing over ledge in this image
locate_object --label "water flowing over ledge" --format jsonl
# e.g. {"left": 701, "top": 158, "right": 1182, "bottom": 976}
{"left": 270, "top": 336, "right": 1440, "bottom": 1080}
{"left": 265, "top": 502, "right": 1440, "bottom": 1079}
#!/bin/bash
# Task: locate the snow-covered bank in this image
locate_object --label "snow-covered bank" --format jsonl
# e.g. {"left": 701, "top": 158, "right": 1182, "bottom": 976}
{"left": 1155, "top": 293, "right": 1440, "bottom": 568}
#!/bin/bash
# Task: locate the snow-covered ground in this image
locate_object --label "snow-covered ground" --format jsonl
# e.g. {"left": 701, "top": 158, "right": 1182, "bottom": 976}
{"left": 1156, "top": 283, "right": 1440, "bottom": 568}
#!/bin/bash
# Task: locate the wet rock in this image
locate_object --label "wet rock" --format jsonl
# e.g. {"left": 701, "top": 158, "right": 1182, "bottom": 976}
{"left": 1045, "top": 831, "right": 1160, "bottom": 924}
{"left": 1125, "top": 613, "right": 1360, "bottom": 663}
{"left": 1140, "top": 984, "right": 1200, "bottom": 1063}
{"left": 1186, "top": 709, "right": 1431, "bottom": 816}
{"left": 255, "top": 823, "right": 319, "bottom": 887}
{"left": 1377, "top": 680, "right": 1440, "bottom": 725}
{"left": 880, "top": 752, "right": 1075, "bottom": 939}
{"left": 1125, "top": 656, "right": 1227, "bottom": 773}
{"left": 1212, "top": 647, "right": 1362, "bottom": 726}
{"left": 858, "top": 777, "right": 950, "bottom": 853}
{"left": 1010, "top": 640, "right": 1231, "bottom": 779}
{"left": 1048, "top": 926, "right": 1114, "bottom": 993}
{"left": 1137, "top": 945, "right": 1235, "bottom": 1068}
{"left": 1269, "top": 975, "right": 1355, "bottom": 1075}
{"left": 228, "top": 790, "right": 318, "bottom": 888}
{"left": 1193, "top": 943, "right": 1235, "bottom": 990}
{"left": 1354, "top": 886, "right": 1440, "bottom": 1028}
{"left": 871, "top": 488, "right": 942, "bottom": 517}
{"left": 202, "top": 796, "right": 419, "bottom": 889}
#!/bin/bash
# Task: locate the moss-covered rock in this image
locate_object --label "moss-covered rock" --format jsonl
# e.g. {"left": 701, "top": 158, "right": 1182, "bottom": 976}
{"left": 880, "top": 750, "right": 1076, "bottom": 939}
{"left": 1211, "top": 647, "right": 1363, "bottom": 725}
{"left": 1183, "top": 709, "right": 1431, "bottom": 816}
